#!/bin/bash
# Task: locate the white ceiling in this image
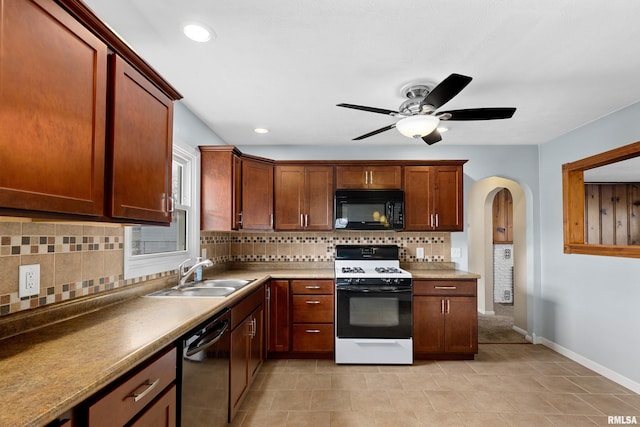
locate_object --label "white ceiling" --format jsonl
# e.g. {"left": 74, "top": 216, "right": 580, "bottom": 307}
{"left": 83, "top": 0, "right": 640, "bottom": 147}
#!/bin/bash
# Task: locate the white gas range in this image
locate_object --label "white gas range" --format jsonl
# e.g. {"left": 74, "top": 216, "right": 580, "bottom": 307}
{"left": 334, "top": 245, "right": 413, "bottom": 365}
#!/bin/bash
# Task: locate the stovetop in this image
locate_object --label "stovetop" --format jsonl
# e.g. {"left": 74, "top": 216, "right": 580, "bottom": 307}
{"left": 334, "top": 244, "right": 411, "bottom": 279}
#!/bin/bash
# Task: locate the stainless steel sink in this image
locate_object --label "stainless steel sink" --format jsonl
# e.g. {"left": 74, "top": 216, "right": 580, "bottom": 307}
{"left": 145, "top": 279, "right": 255, "bottom": 298}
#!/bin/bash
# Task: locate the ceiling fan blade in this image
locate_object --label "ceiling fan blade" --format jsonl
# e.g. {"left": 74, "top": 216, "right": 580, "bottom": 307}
{"left": 337, "top": 103, "right": 399, "bottom": 116}
{"left": 440, "top": 107, "right": 516, "bottom": 121}
{"left": 420, "top": 73, "right": 472, "bottom": 110}
{"left": 421, "top": 129, "right": 442, "bottom": 145}
{"left": 352, "top": 124, "right": 396, "bottom": 140}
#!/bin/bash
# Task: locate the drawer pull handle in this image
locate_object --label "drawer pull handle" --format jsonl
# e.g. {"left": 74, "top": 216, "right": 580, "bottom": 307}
{"left": 305, "top": 286, "right": 321, "bottom": 289}
{"left": 306, "top": 329, "right": 321, "bottom": 333}
{"left": 434, "top": 286, "right": 457, "bottom": 290}
{"left": 130, "top": 378, "right": 160, "bottom": 402}
{"left": 305, "top": 300, "right": 321, "bottom": 304}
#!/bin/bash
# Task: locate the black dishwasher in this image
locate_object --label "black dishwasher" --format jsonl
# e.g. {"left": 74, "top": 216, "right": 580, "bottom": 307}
{"left": 178, "top": 309, "right": 230, "bottom": 427}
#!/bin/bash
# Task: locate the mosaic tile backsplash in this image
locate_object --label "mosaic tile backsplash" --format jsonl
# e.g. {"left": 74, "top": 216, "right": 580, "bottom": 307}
{"left": 1, "top": 219, "right": 450, "bottom": 317}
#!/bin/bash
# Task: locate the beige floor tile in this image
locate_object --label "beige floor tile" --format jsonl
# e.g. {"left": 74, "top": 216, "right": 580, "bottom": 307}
{"left": 240, "top": 410, "right": 289, "bottom": 427}
{"left": 465, "top": 391, "right": 518, "bottom": 413}
{"left": 349, "top": 389, "right": 393, "bottom": 412}
{"left": 577, "top": 393, "right": 640, "bottom": 416}
{"left": 504, "top": 392, "right": 561, "bottom": 414}
{"left": 396, "top": 372, "right": 442, "bottom": 391}
{"left": 503, "top": 413, "right": 556, "bottom": 427}
{"left": 285, "top": 410, "right": 331, "bottom": 426}
{"left": 493, "top": 375, "right": 550, "bottom": 393}
{"left": 331, "top": 372, "right": 368, "bottom": 390}
{"left": 542, "top": 392, "right": 604, "bottom": 416}
{"left": 238, "top": 389, "right": 277, "bottom": 411}
{"left": 424, "top": 390, "right": 476, "bottom": 412}
{"left": 414, "top": 411, "right": 464, "bottom": 426}
{"left": 535, "top": 376, "right": 590, "bottom": 394}
{"left": 568, "top": 376, "right": 634, "bottom": 394}
{"left": 387, "top": 389, "right": 433, "bottom": 412}
{"left": 432, "top": 373, "right": 477, "bottom": 391}
{"left": 527, "top": 361, "right": 579, "bottom": 376}
{"left": 410, "top": 360, "right": 446, "bottom": 374}
{"left": 259, "top": 372, "right": 298, "bottom": 390}
{"left": 282, "top": 358, "right": 317, "bottom": 372}
{"left": 310, "top": 389, "right": 351, "bottom": 411}
{"left": 295, "top": 373, "right": 331, "bottom": 390}
{"left": 269, "top": 389, "right": 312, "bottom": 411}
{"left": 364, "top": 372, "right": 404, "bottom": 390}
{"left": 618, "top": 394, "right": 640, "bottom": 411}
{"left": 375, "top": 410, "right": 420, "bottom": 426}
{"left": 455, "top": 412, "right": 510, "bottom": 427}
{"left": 544, "top": 414, "right": 599, "bottom": 426}
{"left": 330, "top": 410, "right": 376, "bottom": 427}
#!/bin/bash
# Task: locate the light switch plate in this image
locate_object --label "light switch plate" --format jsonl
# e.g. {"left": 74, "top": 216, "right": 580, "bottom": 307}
{"left": 416, "top": 247, "right": 425, "bottom": 259}
{"left": 201, "top": 248, "right": 207, "bottom": 259}
{"left": 451, "top": 248, "right": 462, "bottom": 258}
{"left": 19, "top": 264, "right": 40, "bottom": 298}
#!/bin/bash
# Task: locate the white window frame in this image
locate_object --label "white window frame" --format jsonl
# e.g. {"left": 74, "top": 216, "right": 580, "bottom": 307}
{"left": 123, "top": 141, "right": 200, "bottom": 279}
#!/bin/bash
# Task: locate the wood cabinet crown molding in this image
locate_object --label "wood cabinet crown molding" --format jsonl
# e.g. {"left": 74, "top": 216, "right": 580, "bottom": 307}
{"left": 56, "top": 0, "right": 182, "bottom": 100}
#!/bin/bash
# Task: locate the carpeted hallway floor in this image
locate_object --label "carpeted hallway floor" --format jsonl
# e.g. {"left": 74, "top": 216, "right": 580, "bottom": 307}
{"left": 478, "top": 303, "right": 529, "bottom": 344}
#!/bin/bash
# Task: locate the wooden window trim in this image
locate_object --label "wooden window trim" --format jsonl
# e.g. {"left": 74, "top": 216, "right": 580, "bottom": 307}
{"left": 563, "top": 141, "right": 640, "bottom": 258}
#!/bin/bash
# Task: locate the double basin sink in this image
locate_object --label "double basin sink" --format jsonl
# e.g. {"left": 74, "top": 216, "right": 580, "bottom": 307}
{"left": 146, "top": 279, "right": 256, "bottom": 298}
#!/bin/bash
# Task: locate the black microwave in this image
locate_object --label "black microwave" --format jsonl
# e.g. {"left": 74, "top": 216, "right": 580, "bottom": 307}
{"left": 334, "top": 190, "right": 404, "bottom": 230}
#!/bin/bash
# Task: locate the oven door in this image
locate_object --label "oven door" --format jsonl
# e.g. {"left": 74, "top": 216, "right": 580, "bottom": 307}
{"left": 336, "top": 285, "right": 412, "bottom": 339}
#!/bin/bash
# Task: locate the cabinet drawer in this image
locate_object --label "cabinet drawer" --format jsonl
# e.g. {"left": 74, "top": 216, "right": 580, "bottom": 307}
{"left": 231, "top": 285, "right": 265, "bottom": 330}
{"left": 89, "top": 347, "right": 176, "bottom": 427}
{"left": 291, "top": 280, "right": 334, "bottom": 295}
{"left": 413, "top": 280, "right": 477, "bottom": 296}
{"left": 292, "top": 295, "right": 333, "bottom": 323}
{"left": 292, "top": 324, "right": 334, "bottom": 352}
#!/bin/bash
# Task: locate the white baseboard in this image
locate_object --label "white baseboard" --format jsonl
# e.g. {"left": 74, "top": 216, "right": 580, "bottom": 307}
{"left": 479, "top": 310, "right": 496, "bottom": 315}
{"left": 511, "top": 324, "right": 533, "bottom": 342}
{"left": 537, "top": 337, "right": 640, "bottom": 394}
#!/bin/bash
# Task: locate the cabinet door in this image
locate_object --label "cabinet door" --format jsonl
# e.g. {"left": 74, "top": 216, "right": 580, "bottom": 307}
{"left": 108, "top": 54, "right": 173, "bottom": 224}
{"left": 0, "top": 0, "right": 107, "bottom": 217}
{"left": 249, "top": 306, "right": 264, "bottom": 379}
{"left": 242, "top": 159, "right": 274, "bottom": 230}
{"left": 432, "top": 166, "right": 463, "bottom": 231}
{"left": 229, "top": 320, "right": 250, "bottom": 416}
{"left": 445, "top": 296, "right": 478, "bottom": 353}
{"left": 268, "top": 280, "right": 290, "bottom": 353}
{"left": 367, "top": 166, "right": 402, "bottom": 189}
{"left": 274, "top": 166, "right": 305, "bottom": 230}
{"left": 305, "top": 166, "right": 334, "bottom": 230}
{"left": 404, "top": 166, "right": 433, "bottom": 230}
{"left": 336, "top": 166, "right": 401, "bottom": 189}
{"left": 413, "top": 296, "right": 445, "bottom": 353}
{"left": 129, "top": 385, "right": 176, "bottom": 427}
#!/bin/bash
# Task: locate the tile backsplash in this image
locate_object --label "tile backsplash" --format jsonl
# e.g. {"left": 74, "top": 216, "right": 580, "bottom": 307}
{"left": 1, "top": 219, "right": 450, "bottom": 317}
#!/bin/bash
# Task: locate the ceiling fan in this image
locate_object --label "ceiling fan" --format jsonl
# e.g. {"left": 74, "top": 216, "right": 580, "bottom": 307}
{"left": 337, "top": 73, "right": 516, "bottom": 145}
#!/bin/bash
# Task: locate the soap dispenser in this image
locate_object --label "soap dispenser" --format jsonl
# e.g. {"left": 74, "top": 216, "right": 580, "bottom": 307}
{"left": 195, "top": 256, "right": 203, "bottom": 282}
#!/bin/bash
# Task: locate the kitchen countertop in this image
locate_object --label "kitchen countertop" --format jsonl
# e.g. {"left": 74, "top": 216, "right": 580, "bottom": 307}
{"left": 0, "top": 266, "right": 477, "bottom": 427}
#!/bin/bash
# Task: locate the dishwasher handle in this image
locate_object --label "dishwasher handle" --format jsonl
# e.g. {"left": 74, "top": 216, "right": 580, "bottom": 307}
{"left": 185, "top": 319, "right": 229, "bottom": 357}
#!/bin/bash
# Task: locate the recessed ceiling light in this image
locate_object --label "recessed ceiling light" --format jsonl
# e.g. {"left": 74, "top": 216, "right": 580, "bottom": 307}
{"left": 183, "top": 23, "right": 213, "bottom": 43}
{"left": 254, "top": 128, "right": 269, "bottom": 134}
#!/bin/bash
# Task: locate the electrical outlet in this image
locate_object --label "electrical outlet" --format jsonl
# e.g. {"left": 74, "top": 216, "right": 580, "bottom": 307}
{"left": 416, "top": 247, "right": 425, "bottom": 259}
{"left": 451, "top": 247, "right": 462, "bottom": 258}
{"left": 19, "top": 264, "right": 40, "bottom": 298}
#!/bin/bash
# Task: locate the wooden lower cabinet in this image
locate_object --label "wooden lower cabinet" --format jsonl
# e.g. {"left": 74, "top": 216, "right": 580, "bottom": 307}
{"left": 229, "top": 286, "right": 264, "bottom": 421}
{"left": 87, "top": 347, "right": 177, "bottom": 426}
{"left": 267, "top": 279, "right": 334, "bottom": 357}
{"left": 413, "top": 280, "right": 478, "bottom": 359}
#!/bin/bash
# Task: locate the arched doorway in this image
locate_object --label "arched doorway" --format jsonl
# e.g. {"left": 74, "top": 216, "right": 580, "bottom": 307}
{"left": 468, "top": 177, "right": 530, "bottom": 338}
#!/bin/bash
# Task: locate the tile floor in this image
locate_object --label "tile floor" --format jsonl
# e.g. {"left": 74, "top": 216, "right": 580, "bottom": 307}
{"left": 232, "top": 344, "right": 640, "bottom": 426}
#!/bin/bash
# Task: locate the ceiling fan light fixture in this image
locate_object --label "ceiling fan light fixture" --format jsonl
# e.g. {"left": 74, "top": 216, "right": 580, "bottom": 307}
{"left": 396, "top": 115, "right": 439, "bottom": 139}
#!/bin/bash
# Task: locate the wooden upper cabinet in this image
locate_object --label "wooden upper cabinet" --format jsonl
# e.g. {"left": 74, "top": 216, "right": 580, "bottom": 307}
{"left": 404, "top": 165, "right": 464, "bottom": 231}
{"left": 0, "top": 0, "right": 180, "bottom": 224}
{"left": 0, "top": 0, "right": 107, "bottom": 217}
{"left": 336, "top": 166, "right": 402, "bottom": 189}
{"left": 107, "top": 55, "right": 173, "bottom": 224}
{"left": 241, "top": 158, "right": 274, "bottom": 230}
{"left": 274, "top": 165, "right": 334, "bottom": 231}
{"left": 200, "top": 146, "right": 242, "bottom": 230}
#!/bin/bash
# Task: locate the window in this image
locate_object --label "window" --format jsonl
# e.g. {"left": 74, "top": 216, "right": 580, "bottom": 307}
{"left": 124, "top": 142, "right": 200, "bottom": 279}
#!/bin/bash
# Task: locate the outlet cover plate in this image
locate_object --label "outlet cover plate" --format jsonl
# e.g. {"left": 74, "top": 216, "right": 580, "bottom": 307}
{"left": 451, "top": 248, "right": 462, "bottom": 258}
{"left": 19, "top": 264, "right": 40, "bottom": 298}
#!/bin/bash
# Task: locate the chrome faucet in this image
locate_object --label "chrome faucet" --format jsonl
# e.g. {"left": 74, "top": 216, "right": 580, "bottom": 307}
{"left": 176, "top": 258, "right": 213, "bottom": 289}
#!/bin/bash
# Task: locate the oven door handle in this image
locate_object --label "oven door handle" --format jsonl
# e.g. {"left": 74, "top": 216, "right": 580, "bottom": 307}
{"left": 337, "top": 286, "right": 411, "bottom": 293}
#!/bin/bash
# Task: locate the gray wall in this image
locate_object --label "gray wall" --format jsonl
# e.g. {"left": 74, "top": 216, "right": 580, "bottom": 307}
{"left": 539, "top": 101, "right": 640, "bottom": 387}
